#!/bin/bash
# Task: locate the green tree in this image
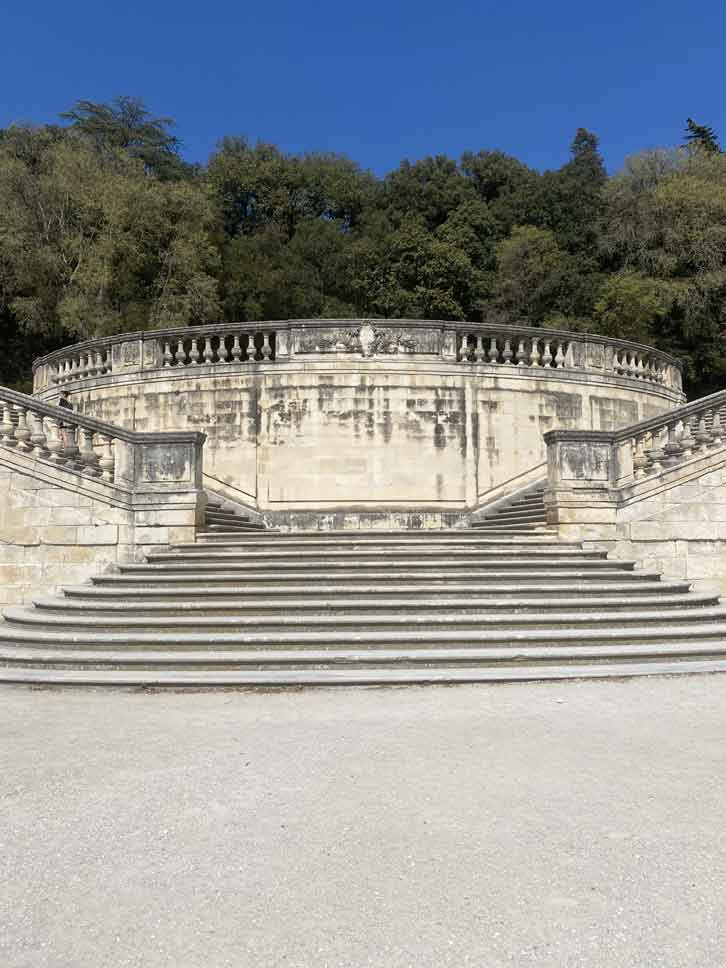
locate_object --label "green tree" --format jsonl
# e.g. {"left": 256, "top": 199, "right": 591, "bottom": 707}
{"left": 59, "top": 96, "right": 189, "bottom": 178}
{"left": 684, "top": 118, "right": 721, "bottom": 154}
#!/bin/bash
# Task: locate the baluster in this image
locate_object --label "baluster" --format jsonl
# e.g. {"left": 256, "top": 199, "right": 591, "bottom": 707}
{"left": 679, "top": 417, "right": 695, "bottom": 458}
{"left": 542, "top": 340, "right": 553, "bottom": 368}
{"left": 163, "top": 342, "right": 173, "bottom": 367}
{"left": 487, "top": 337, "right": 499, "bottom": 364}
{"left": 564, "top": 343, "right": 575, "bottom": 368}
{"left": 474, "top": 335, "right": 485, "bottom": 362}
{"left": 516, "top": 340, "right": 527, "bottom": 366}
{"left": 98, "top": 435, "right": 115, "bottom": 482}
{"left": 695, "top": 414, "right": 711, "bottom": 450}
{"left": 87, "top": 352, "right": 98, "bottom": 377}
{"left": 662, "top": 420, "right": 685, "bottom": 467}
{"left": 14, "top": 407, "right": 32, "bottom": 452}
{"left": 554, "top": 343, "right": 565, "bottom": 368}
{"left": 502, "top": 338, "right": 513, "bottom": 364}
{"left": 189, "top": 338, "right": 200, "bottom": 364}
{"left": 1, "top": 404, "right": 17, "bottom": 446}
{"left": 457, "top": 334, "right": 468, "bottom": 362}
{"left": 220, "top": 336, "right": 231, "bottom": 363}
{"left": 246, "top": 333, "right": 258, "bottom": 362}
{"left": 645, "top": 429, "right": 665, "bottom": 474}
{"left": 175, "top": 339, "right": 187, "bottom": 366}
{"left": 263, "top": 332, "right": 273, "bottom": 360}
{"left": 62, "top": 424, "right": 82, "bottom": 467}
{"left": 710, "top": 409, "right": 723, "bottom": 446}
{"left": 29, "top": 412, "right": 49, "bottom": 458}
{"left": 231, "top": 334, "right": 242, "bottom": 362}
{"left": 632, "top": 435, "right": 650, "bottom": 479}
{"left": 529, "top": 339, "right": 540, "bottom": 367}
{"left": 637, "top": 355, "right": 645, "bottom": 379}
{"left": 203, "top": 336, "right": 214, "bottom": 364}
{"left": 612, "top": 349, "right": 621, "bottom": 374}
{"left": 46, "top": 419, "right": 66, "bottom": 464}
{"left": 78, "top": 428, "right": 101, "bottom": 475}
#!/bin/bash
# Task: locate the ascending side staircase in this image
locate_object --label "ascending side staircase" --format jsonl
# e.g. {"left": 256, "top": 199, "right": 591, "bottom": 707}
{"left": 472, "top": 485, "right": 548, "bottom": 530}
{"left": 2, "top": 515, "right": 726, "bottom": 687}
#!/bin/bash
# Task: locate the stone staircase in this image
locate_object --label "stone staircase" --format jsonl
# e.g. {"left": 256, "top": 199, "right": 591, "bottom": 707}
{"left": 2, "top": 520, "right": 726, "bottom": 686}
{"left": 203, "top": 498, "right": 266, "bottom": 533}
{"left": 472, "top": 485, "right": 547, "bottom": 531}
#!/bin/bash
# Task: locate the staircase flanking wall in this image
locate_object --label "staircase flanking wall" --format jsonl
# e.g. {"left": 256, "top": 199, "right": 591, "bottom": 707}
{"left": 0, "top": 389, "right": 205, "bottom": 607}
{"left": 544, "top": 389, "right": 726, "bottom": 600}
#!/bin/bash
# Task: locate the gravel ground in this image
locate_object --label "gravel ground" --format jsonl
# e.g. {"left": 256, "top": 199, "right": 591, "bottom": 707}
{"left": 2, "top": 676, "right": 726, "bottom": 968}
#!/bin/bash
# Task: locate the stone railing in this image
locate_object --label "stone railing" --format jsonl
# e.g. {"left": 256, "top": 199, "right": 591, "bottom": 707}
{"left": 545, "top": 388, "right": 726, "bottom": 492}
{"left": 32, "top": 318, "right": 683, "bottom": 395}
{"left": 452, "top": 323, "right": 679, "bottom": 389}
{"left": 0, "top": 387, "right": 204, "bottom": 494}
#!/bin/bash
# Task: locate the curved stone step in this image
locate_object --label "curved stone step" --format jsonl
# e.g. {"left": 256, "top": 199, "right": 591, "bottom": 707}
{"left": 88, "top": 569, "right": 664, "bottom": 587}
{"left": 2, "top": 622, "right": 725, "bottom": 649}
{"left": 116, "top": 557, "right": 636, "bottom": 573}
{"left": 34, "top": 591, "right": 719, "bottom": 615}
{"left": 61, "top": 579, "right": 693, "bottom": 599}
{"left": 147, "top": 547, "right": 606, "bottom": 564}
{"left": 4, "top": 659, "right": 726, "bottom": 686}
{"left": 6, "top": 605, "right": 726, "bottom": 633}
{"left": 4, "top": 640, "right": 726, "bottom": 673}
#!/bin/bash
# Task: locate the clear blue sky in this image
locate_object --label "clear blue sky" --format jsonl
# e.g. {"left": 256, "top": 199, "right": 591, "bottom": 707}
{"left": 3, "top": 0, "right": 725, "bottom": 176}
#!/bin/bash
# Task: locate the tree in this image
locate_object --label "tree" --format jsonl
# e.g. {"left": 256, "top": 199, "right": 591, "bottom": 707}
{"left": 59, "top": 96, "right": 188, "bottom": 178}
{"left": 0, "top": 126, "right": 221, "bottom": 344}
{"left": 684, "top": 118, "right": 721, "bottom": 154}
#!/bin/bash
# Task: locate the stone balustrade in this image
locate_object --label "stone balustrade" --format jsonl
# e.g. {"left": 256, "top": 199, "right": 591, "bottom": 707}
{"left": 0, "top": 387, "right": 205, "bottom": 494}
{"left": 545, "top": 388, "right": 726, "bottom": 493}
{"left": 32, "top": 319, "right": 683, "bottom": 394}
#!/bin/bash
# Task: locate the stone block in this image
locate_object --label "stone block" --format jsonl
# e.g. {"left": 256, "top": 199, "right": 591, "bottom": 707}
{"left": 75, "top": 525, "right": 119, "bottom": 545}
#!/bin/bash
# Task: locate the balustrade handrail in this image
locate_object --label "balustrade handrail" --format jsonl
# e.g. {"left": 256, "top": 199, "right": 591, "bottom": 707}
{"left": 545, "top": 387, "right": 726, "bottom": 446}
{"left": 0, "top": 386, "right": 203, "bottom": 446}
{"left": 0, "top": 385, "right": 205, "bottom": 487}
{"left": 544, "top": 386, "right": 726, "bottom": 489}
{"left": 32, "top": 318, "right": 683, "bottom": 372}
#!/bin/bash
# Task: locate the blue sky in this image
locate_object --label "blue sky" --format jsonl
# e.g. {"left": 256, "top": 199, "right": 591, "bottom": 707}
{"left": 3, "top": 0, "right": 725, "bottom": 176}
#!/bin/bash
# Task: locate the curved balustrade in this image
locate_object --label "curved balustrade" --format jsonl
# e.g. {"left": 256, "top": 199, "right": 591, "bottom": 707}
{"left": 32, "top": 319, "right": 684, "bottom": 396}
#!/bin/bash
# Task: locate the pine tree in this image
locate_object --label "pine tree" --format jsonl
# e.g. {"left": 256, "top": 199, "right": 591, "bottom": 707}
{"left": 684, "top": 118, "right": 721, "bottom": 153}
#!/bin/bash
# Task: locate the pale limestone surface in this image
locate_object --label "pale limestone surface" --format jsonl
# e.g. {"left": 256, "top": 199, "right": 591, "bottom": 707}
{"left": 2, "top": 677, "right": 726, "bottom": 967}
{"left": 545, "top": 429, "right": 726, "bottom": 600}
{"left": 0, "top": 447, "right": 202, "bottom": 608}
{"left": 33, "top": 321, "right": 682, "bottom": 519}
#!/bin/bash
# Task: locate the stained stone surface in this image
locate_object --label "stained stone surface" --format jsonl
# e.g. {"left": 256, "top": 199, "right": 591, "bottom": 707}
{"left": 2, "top": 677, "right": 726, "bottom": 967}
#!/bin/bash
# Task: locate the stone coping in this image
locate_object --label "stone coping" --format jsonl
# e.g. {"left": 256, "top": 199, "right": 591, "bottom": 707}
{"left": 544, "top": 386, "right": 726, "bottom": 446}
{"left": 1, "top": 386, "right": 206, "bottom": 447}
{"left": 32, "top": 318, "right": 683, "bottom": 372}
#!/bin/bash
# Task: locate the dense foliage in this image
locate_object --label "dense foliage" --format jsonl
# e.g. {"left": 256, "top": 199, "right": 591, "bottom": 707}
{"left": 0, "top": 100, "right": 724, "bottom": 395}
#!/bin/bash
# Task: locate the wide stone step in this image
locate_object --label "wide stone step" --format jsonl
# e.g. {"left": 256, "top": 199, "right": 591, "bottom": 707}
{"left": 7, "top": 606, "right": 725, "bottom": 633}
{"left": 5, "top": 659, "right": 726, "bottom": 686}
{"left": 179, "top": 535, "right": 577, "bottom": 549}
{"left": 3, "top": 640, "right": 726, "bottom": 676}
{"left": 61, "top": 579, "right": 693, "bottom": 599}
{"left": 117, "top": 557, "right": 634, "bottom": 574}
{"left": 148, "top": 547, "right": 605, "bottom": 563}
{"left": 89, "top": 568, "right": 661, "bottom": 587}
{"left": 36, "top": 591, "right": 718, "bottom": 615}
{"left": 3, "top": 622, "right": 725, "bottom": 650}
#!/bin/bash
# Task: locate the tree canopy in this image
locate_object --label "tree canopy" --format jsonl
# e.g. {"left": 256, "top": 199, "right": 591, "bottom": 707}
{"left": 0, "top": 99, "right": 724, "bottom": 395}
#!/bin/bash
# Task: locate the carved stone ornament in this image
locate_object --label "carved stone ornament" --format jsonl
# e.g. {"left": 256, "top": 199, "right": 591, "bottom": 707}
{"left": 359, "top": 322, "right": 376, "bottom": 357}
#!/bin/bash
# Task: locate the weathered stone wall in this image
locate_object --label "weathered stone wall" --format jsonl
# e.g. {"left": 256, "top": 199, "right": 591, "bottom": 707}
{"left": 604, "top": 460, "right": 726, "bottom": 599}
{"left": 544, "top": 426, "right": 726, "bottom": 601}
{"left": 36, "top": 362, "right": 680, "bottom": 517}
{"left": 0, "top": 449, "right": 201, "bottom": 608}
